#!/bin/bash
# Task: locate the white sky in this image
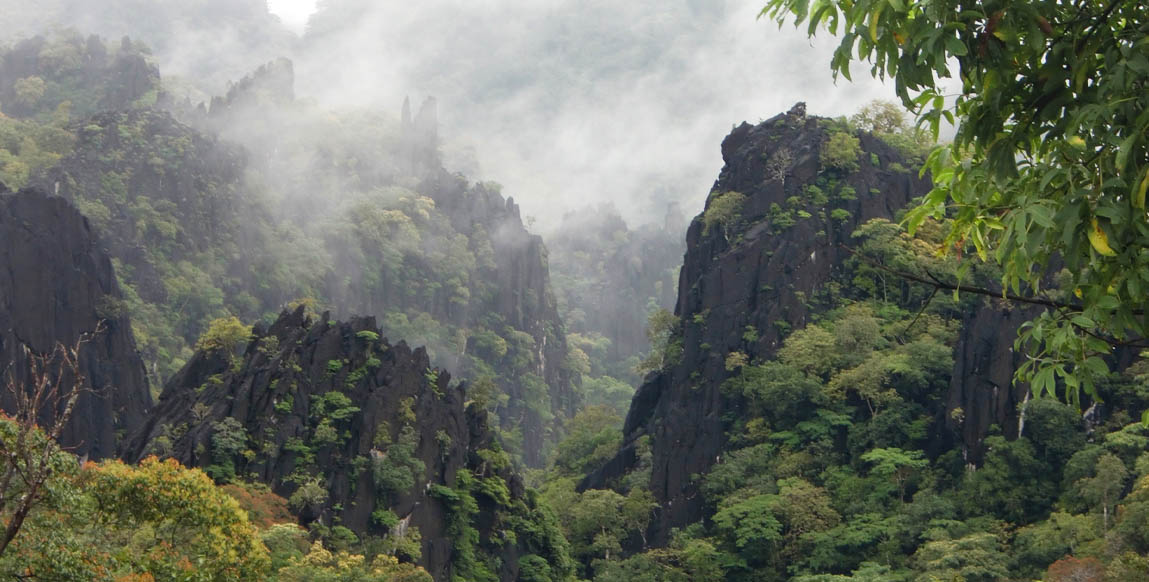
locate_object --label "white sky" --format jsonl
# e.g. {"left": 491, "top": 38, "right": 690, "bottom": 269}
{"left": 266, "top": 0, "right": 318, "bottom": 33}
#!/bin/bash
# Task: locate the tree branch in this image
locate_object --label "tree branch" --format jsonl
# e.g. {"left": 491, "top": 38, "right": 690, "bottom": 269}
{"left": 841, "top": 244, "right": 1149, "bottom": 350}
{"left": 838, "top": 243, "right": 1083, "bottom": 311}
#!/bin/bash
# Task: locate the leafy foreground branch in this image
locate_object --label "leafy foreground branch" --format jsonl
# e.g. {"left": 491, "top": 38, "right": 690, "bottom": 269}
{"left": 761, "top": 0, "right": 1149, "bottom": 401}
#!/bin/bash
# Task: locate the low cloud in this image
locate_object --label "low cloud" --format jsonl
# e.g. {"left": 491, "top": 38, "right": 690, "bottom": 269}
{"left": 292, "top": 0, "right": 895, "bottom": 229}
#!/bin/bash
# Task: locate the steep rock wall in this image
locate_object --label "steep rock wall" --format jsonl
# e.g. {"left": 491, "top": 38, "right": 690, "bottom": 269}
{"left": 35, "top": 79, "right": 576, "bottom": 464}
{"left": 420, "top": 172, "right": 578, "bottom": 461}
{"left": 946, "top": 301, "right": 1035, "bottom": 461}
{"left": 0, "top": 185, "right": 151, "bottom": 458}
{"left": 198, "top": 61, "right": 577, "bottom": 465}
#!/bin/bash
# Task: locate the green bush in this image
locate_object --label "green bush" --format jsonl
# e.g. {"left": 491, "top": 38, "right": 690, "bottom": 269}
{"left": 703, "top": 191, "right": 748, "bottom": 238}
{"left": 372, "top": 508, "right": 400, "bottom": 529}
{"left": 195, "top": 316, "right": 252, "bottom": 354}
{"left": 821, "top": 132, "right": 862, "bottom": 173}
{"left": 372, "top": 425, "right": 425, "bottom": 499}
{"left": 355, "top": 330, "right": 380, "bottom": 342}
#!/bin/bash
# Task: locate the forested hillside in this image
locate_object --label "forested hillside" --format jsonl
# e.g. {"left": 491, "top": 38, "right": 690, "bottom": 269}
{"left": 0, "top": 29, "right": 584, "bottom": 580}
{"left": 1, "top": 33, "right": 581, "bottom": 467}
{"left": 561, "top": 108, "right": 1149, "bottom": 582}
{"left": 0, "top": 0, "right": 292, "bottom": 96}
{"left": 1, "top": 1, "right": 1148, "bottom": 581}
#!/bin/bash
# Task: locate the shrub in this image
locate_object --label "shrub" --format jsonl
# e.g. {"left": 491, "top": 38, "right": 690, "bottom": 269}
{"left": 373, "top": 425, "right": 425, "bottom": 498}
{"left": 195, "top": 316, "right": 251, "bottom": 354}
{"left": 221, "top": 482, "right": 294, "bottom": 528}
{"left": 703, "top": 191, "right": 748, "bottom": 239}
{"left": 1045, "top": 556, "right": 1104, "bottom": 582}
{"left": 288, "top": 477, "right": 328, "bottom": 511}
{"left": 355, "top": 330, "right": 380, "bottom": 342}
{"left": 850, "top": 99, "right": 907, "bottom": 133}
{"left": 211, "top": 417, "right": 248, "bottom": 458}
{"left": 372, "top": 508, "right": 400, "bottom": 529}
{"left": 726, "top": 351, "right": 749, "bottom": 371}
{"left": 803, "top": 184, "right": 829, "bottom": 205}
{"left": 821, "top": 132, "right": 861, "bottom": 173}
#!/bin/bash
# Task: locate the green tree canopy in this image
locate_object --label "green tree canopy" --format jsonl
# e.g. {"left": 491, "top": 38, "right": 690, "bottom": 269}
{"left": 3, "top": 456, "right": 271, "bottom": 581}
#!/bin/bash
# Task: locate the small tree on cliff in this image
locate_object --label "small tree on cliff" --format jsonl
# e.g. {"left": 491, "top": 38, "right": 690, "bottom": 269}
{"left": 702, "top": 191, "right": 747, "bottom": 242}
{"left": 821, "top": 132, "right": 862, "bottom": 173}
{"left": 637, "top": 308, "right": 682, "bottom": 376}
{"left": 196, "top": 315, "right": 252, "bottom": 356}
{"left": 850, "top": 99, "right": 907, "bottom": 134}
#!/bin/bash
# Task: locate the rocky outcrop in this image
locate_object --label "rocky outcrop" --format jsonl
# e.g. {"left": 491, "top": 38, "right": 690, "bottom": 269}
{"left": 175, "top": 61, "right": 577, "bottom": 466}
{"left": 420, "top": 173, "right": 578, "bottom": 463}
{"left": 582, "top": 109, "right": 932, "bottom": 542}
{"left": 23, "top": 54, "right": 575, "bottom": 467}
{"left": 161, "top": 56, "right": 295, "bottom": 127}
{"left": 199, "top": 61, "right": 577, "bottom": 465}
{"left": 0, "top": 185, "right": 151, "bottom": 459}
{"left": 584, "top": 107, "right": 1061, "bottom": 544}
{"left": 324, "top": 168, "right": 578, "bottom": 466}
{"left": 124, "top": 308, "right": 571, "bottom": 581}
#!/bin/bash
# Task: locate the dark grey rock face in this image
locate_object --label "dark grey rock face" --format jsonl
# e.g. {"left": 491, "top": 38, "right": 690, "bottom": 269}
{"left": 583, "top": 111, "right": 928, "bottom": 542}
{"left": 123, "top": 308, "right": 558, "bottom": 581}
{"left": 0, "top": 185, "right": 151, "bottom": 459}
{"left": 424, "top": 175, "right": 578, "bottom": 465}
{"left": 946, "top": 302, "right": 1034, "bottom": 462}
{"left": 581, "top": 110, "right": 1051, "bottom": 545}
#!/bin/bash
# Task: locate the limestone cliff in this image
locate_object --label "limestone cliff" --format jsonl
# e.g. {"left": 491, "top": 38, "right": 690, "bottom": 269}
{"left": 34, "top": 75, "right": 577, "bottom": 465}
{"left": 187, "top": 61, "right": 578, "bottom": 466}
{"left": 946, "top": 301, "right": 1035, "bottom": 462}
{"left": 0, "top": 185, "right": 151, "bottom": 458}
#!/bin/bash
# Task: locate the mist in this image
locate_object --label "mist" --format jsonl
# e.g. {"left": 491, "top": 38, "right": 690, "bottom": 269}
{"left": 292, "top": 0, "right": 896, "bottom": 230}
{"left": 1, "top": 0, "right": 894, "bottom": 231}
{"left": 0, "top": 0, "right": 901, "bottom": 381}
{"left": 2, "top": 0, "right": 896, "bottom": 231}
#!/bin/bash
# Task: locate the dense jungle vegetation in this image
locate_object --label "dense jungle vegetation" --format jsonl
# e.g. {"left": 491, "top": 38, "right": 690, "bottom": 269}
{"left": 1, "top": 0, "right": 1148, "bottom": 581}
{"left": 562, "top": 211, "right": 1149, "bottom": 581}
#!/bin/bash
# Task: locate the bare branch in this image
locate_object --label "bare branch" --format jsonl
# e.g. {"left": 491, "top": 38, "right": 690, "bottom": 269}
{"left": 0, "top": 324, "right": 104, "bottom": 557}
